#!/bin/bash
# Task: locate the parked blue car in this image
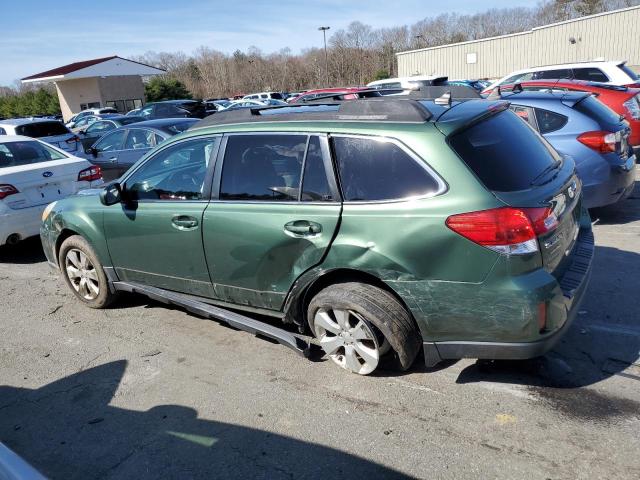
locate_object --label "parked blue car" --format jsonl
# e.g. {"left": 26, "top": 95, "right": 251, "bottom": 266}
{"left": 494, "top": 89, "right": 636, "bottom": 208}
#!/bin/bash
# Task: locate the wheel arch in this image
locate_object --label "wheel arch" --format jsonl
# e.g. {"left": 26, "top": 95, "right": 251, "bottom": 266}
{"left": 284, "top": 268, "right": 419, "bottom": 335}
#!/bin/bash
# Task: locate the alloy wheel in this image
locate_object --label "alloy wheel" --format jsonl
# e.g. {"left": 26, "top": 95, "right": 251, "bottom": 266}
{"left": 65, "top": 248, "right": 100, "bottom": 301}
{"left": 313, "top": 308, "right": 388, "bottom": 375}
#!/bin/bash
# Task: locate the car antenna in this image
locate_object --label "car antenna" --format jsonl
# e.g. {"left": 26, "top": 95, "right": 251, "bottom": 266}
{"left": 434, "top": 91, "right": 452, "bottom": 107}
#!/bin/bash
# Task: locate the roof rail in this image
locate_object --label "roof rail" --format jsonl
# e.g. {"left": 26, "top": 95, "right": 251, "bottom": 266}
{"left": 191, "top": 98, "right": 434, "bottom": 129}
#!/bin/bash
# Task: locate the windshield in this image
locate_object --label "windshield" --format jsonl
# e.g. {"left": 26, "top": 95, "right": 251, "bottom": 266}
{"left": 162, "top": 120, "right": 197, "bottom": 134}
{"left": 449, "top": 110, "right": 559, "bottom": 192}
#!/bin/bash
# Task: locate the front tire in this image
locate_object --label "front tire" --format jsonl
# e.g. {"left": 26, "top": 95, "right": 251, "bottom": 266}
{"left": 307, "top": 282, "right": 421, "bottom": 375}
{"left": 58, "top": 235, "right": 117, "bottom": 309}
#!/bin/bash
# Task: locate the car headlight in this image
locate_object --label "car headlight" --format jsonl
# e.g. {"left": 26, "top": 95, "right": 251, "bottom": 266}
{"left": 42, "top": 201, "right": 57, "bottom": 222}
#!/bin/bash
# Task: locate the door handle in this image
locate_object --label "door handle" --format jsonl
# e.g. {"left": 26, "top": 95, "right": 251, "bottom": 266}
{"left": 108, "top": 157, "right": 117, "bottom": 163}
{"left": 284, "top": 220, "right": 322, "bottom": 236}
{"left": 172, "top": 215, "right": 199, "bottom": 230}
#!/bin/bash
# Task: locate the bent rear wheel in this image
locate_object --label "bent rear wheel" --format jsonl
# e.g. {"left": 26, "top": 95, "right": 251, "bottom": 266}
{"left": 308, "top": 282, "right": 421, "bottom": 375}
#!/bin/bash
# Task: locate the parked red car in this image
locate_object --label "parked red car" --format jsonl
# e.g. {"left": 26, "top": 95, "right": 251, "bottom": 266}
{"left": 289, "top": 87, "right": 370, "bottom": 103}
{"left": 489, "top": 79, "right": 640, "bottom": 149}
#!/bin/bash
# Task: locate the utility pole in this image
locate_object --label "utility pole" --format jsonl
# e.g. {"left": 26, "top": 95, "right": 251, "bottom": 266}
{"left": 318, "top": 26, "right": 330, "bottom": 86}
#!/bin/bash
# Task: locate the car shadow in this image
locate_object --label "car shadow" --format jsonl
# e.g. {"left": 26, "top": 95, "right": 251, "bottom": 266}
{"left": 0, "top": 361, "right": 412, "bottom": 480}
{"left": 454, "top": 245, "right": 640, "bottom": 393}
{"left": 0, "top": 236, "right": 46, "bottom": 264}
{"left": 589, "top": 179, "right": 640, "bottom": 225}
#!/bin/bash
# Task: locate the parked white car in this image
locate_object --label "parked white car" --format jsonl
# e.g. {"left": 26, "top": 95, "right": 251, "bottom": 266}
{"left": 366, "top": 75, "right": 448, "bottom": 94}
{"left": 65, "top": 107, "right": 117, "bottom": 129}
{"left": 0, "top": 118, "right": 82, "bottom": 155}
{"left": 0, "top": 135, "right": 103, "bottom": 246}
{"left": 242, "top": 91, "right": 286, "bottom": 101}
{"left": 482, "top": 60, "right": 640, "bottom": 94}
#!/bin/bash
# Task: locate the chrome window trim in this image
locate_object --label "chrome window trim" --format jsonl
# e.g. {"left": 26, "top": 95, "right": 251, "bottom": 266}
{"left": 329, "top": 133, "right": 448, "bottom": 204}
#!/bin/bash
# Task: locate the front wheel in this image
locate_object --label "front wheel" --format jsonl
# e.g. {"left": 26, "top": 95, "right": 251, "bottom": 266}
{"left": 307, "top": 282, "right": 421, "bottom": 375}
{"left": 58, "top": 235, "right": 118, "bottom": 309}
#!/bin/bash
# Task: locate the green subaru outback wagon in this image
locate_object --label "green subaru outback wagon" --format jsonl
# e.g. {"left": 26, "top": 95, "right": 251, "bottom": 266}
{"left": 40, "top": 97, "right": 594, "bottom": 375}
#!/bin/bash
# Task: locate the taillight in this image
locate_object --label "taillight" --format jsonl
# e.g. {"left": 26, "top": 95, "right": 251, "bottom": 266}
{"left": 78, "top": 165, "right": 102, "bottom": 182}
{"left": 537, "top": 302, "right": 547, "bottom": 332}
{"left": 66, "top": 136, "right": 80, "bottom": 144}
{"left": 577, "top": 130, "right": 617, "bottom": 153}
{"left": 445, "top": 207, "right": 558, "bottom": 255}
{"left": 623, "top": 95, "right": 640, "bottom": 120}
{"left": 0, "top": 184, "right": 19, "bottom": 200}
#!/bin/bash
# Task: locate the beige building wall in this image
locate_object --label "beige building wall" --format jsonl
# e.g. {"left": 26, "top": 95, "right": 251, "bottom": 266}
{"left": 55, "top": 75, "right": 145, "bottom": 121}
{"left": 97, "top": 76, "right": 145, "bottom": 110}
{"left": 397, "top": 6, "right": 640, "bottom": 80}
{"left": 55, "top": 78, "right": 102, "bottom": 121}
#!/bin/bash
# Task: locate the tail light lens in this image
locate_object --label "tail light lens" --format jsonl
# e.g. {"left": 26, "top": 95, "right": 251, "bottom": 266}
{"left": 538, "top": 302, "right": 548, "bottom": 332}
{"left": 0, "top": 184, "right": 19, "bottom": 200}
{"left": 577, "top": 130, "right": 618, "bottom": 153}
{"left": 445, "top": 207, "right": 558, "bottom": 255}
{"left": 623, "top": 95, "right": 640, "bottom": 120}
{"left": 78, "top": 165, "right": 102, "bottom": 182}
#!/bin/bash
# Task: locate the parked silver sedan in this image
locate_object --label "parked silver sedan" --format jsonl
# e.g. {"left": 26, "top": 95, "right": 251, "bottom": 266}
{"left": 84, "top": 118, "right": 198, "bottom": 181}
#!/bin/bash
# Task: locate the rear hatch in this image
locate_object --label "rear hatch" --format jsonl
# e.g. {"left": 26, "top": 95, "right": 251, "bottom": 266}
{"left": 443, "top": 104, "right": 583, "bottom": 275}
{"left": 0, "top": 155, "right": 92, "bottom": 210}
{"left": 572, "top": 94, "right": 633, "bottom": 162}
{"left": 15, "top": 121, "right": 79, "bottom": 153}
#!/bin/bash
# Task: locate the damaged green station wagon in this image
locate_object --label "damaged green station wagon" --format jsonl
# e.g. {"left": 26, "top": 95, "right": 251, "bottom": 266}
{"left": 40, "top": 97, "right": 594, "bottom": 375}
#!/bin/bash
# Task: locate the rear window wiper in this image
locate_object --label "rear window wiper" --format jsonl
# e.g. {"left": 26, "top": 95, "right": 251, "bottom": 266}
{"left": 530, "top": 159, "right": 562, "bottom": 186}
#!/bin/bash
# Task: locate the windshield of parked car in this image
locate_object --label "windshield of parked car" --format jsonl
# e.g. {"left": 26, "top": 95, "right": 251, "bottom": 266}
{"left": 449, "top": 110, "right": 560, "bottom": 191}
{"left": 0, "top": 141, "right": 66, "bottom": 168}
{"left": 15, "top": 121, "right": 70, "bottom": 138}
{"left": 161, "top": 120, "right": 198, "bottom": 134}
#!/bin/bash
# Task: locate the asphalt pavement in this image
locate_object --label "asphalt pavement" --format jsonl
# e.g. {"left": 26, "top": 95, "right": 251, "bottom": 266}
{"left": 1, "top": 178, "right": 639, "bottom": 479}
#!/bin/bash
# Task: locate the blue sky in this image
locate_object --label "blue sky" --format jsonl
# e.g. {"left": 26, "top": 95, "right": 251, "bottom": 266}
{"left": 2, "top": 0, "right": 532, "bottom": 86}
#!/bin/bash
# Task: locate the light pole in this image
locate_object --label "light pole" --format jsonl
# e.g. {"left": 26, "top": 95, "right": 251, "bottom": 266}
{"left": 318, "top": 26, "right": 330, "bottom": 86}
{"left": 415, "top": 34, "right": 423, "bottom": 49}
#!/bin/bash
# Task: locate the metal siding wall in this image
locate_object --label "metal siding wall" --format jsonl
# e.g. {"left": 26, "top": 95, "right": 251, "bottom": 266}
{"left": 397, "top": 7, "right": 640, "bottom": 78}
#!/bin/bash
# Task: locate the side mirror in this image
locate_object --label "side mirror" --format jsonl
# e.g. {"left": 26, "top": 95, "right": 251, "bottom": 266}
{"left": 99, "top": 182, "right": 122, "bottom": 206}
{"left": 85, "top": 146, "right": 98, "bottom": 157}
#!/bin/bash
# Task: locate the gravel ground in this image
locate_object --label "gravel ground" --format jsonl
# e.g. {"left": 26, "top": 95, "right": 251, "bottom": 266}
{"left": 1, "top": 179, "right": 639, "bottom": 480}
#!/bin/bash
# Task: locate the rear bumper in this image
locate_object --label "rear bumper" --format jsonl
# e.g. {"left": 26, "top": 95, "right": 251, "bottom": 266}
{"left": 582, "top": 155, "right": 636, "bottom": 208}
{"left": 0, "top": 205, "right": 45, "bottom": 245}
{"left": 423, "top": 228, "right": 594, "bottom": 366}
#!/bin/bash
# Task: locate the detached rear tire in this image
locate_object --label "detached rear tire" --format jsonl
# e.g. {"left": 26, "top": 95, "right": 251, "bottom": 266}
{"left": 308, "top": 282, "right": 421, "bottom": 375}
{"left": 58, "top": 235, "right": 117, "bottom": 309}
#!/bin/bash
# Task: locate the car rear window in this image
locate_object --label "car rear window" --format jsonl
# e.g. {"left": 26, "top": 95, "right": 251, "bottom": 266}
{"left": 15, "top": 121, "right": 70, "bottom": 138}
{"left": 618, "top": 64, "right": 639, "bottom": 81}
{"left": 332, "top": 136, "right": 441, "bottom": 201}
{"left": 573, "top": 68, "right": 609, "bottom": 82}
{"left": 0, "top": 141, "right": 66, "bottom": 168}
{"left": 270, "top": 93, "right": 284, "bottom": 100}
{"left": 573, "top": 95, "right": 621, "bottom": 126}
{"left": 162, "top": 120, "right": 197, "bottom": 134}
{"left": 449, "top": 110, "right": 559, "bottom": 192}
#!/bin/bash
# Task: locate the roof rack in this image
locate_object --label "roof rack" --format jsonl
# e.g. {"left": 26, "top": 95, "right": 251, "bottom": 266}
{"left": 192, "top": 98, "right": 434, "bottom": 129}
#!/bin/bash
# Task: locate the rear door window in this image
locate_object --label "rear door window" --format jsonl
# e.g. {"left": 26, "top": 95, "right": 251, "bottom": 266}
{"left": 301, "top": 136, "right": 333, "bottom": 202}
{"left": 509, "top": 105, "right": 537, "bottom": 128}
{"left": 331, "top": 136, "right": 441, "bottom": 201}
{"left": 534, "top": 69, "right": 572, "bottom": 80}
{"left": 220, "top": 134, "right": 307, "bottom": 201}
{"left": 15, "top": 121, "right": 70, "bottom": 138}
{"left": 573, "top": 68, "right": 609, "bottom": 82}
{"left": 124, "top": 129, "right": 156, "bottom": 150}
{"left": 449, "top": 110, "right": 559, "bottom": 192}
{"left": 533, "top": 108, "right": 568, "bottom": 134}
